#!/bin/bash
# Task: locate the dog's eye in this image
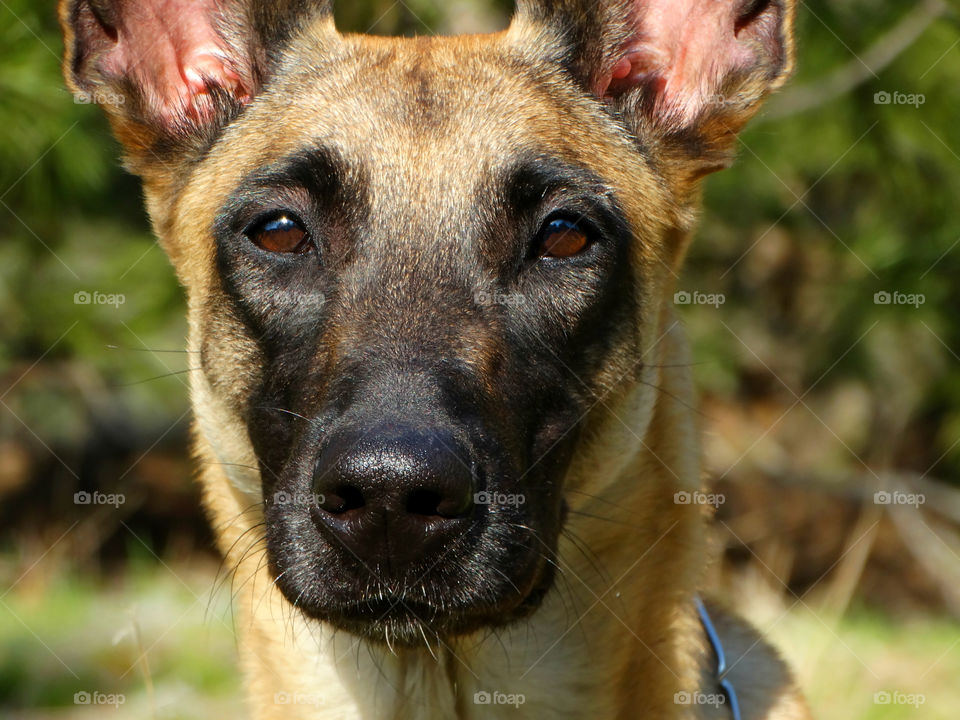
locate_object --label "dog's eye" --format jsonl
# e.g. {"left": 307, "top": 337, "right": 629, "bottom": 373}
{"left": 536, "top": 218, "right": 590, "bottom": 259}
{"left": 246, "top": 213, "right": 310, "bottom": 254}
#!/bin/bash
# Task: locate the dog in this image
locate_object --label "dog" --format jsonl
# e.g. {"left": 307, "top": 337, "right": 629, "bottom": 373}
{"left": 60, "top": 0, "right": 811, "bottom": 717}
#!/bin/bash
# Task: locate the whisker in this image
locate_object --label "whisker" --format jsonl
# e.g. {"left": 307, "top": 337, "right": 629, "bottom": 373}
{"left": 566, "top": 508, "right": 652, "bottom": 530}
{"left": 562, "top": 526, "right": 614, "bottom": 588}
{"left": 497, "top": 522, "right": 588, "bottom": 646}
{"left": 256, "top": 406, "right": 311, "bottom": 421}
{"left": 106, "top": 344, "right": 199, "bottom": 354}
{"left": 635, "top": 378, "right": 709, "bottom": 417}
{"left": 114, "top": 367, "right": 201, "bottom": 387}
{"left": 566, "top": 488, "right": 633, "bottom": 516}
{"left": 419, "top": 622, "right": 439, "bottom": 662}
{"left": 206, "top": 503, "right": 265, "bottom": 612}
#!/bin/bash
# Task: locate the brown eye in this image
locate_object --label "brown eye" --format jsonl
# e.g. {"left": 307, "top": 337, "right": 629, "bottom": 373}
{"left": 537, "top": 218, "right": 590, "bottom": 258}
{"left": 246, "top": 213, "right": 310, "bottom": 253}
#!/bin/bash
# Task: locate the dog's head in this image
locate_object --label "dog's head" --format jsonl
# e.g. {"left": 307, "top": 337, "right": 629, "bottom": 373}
{"left": 62, "top": 0, "right": 793, "bottom": 645}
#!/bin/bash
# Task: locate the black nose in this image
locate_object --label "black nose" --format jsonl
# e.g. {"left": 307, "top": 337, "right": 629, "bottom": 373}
{"left": 311, "top": 424, "right": 476, "bottom": 572}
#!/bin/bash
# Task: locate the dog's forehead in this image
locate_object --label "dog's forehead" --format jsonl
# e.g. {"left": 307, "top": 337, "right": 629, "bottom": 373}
{"left": 281, "top": 41, "right": 549, "bottom": 199}
{"left": 198, "top": 34, "right": 643, "bottom": 198}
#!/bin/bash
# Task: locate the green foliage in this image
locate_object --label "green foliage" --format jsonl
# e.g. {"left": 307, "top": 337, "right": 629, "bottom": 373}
{"left": 687, "top": 2, "right": 960, "bottom": 481}
{"left": 0, "top": 0, "right": 190, "bottom": 446}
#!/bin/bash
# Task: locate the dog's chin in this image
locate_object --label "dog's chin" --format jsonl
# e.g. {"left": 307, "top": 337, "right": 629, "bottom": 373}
{"left": 315, "top": 600, "right": 508, "bottom": 646}
{"left": 283, "top": 567, "right": 557, "bottom": 648}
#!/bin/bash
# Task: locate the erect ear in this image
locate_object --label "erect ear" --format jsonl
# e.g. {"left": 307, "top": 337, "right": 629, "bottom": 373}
{"left": 59, "top": 0, "right": 334, "bottom": 178}
{"left": 510, "top": 0, "right": 795, "bottom": 176}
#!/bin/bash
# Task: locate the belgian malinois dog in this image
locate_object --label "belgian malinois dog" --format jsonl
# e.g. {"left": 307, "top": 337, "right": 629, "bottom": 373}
{"left": 61, "top": 0, "right": 811, "bottom": 717}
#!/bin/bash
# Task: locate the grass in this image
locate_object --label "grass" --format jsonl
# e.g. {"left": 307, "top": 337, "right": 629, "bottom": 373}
{"left": 1, "top": 558, "right": 958, "bottom": 719}
{"left": 734, "top": 573, "right": 960, "bottom": 720}
{"left": 796, "top": 609, "right": 960, "bottom": 718}
{"left": 0, "top": 558, "right": 243, "bottom": 719}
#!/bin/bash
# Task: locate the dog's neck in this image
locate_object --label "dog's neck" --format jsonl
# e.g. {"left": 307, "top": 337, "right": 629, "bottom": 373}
{"left": 196, "top": 306, "right": 715, "bottom": 718}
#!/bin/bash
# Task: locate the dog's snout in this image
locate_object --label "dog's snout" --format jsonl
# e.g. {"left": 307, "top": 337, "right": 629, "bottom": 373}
{"left": 311, "top": 424, "right": 476, "bottom": 569}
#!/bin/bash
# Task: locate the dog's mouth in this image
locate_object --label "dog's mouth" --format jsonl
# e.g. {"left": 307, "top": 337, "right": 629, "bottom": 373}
{"left": 265, "top": 521, "right": 561, "bottom": 646}
{"left": 295, "top": 557, "right": 559, "bottom": 646}
{"left": 331, "top": 598, "right": 450, "bottom": 645}
{"left": 326, "top": 597, "right": 500, "bottom": 645}
{"left": 263, "top": 483, "right": 563, "bottom": 646}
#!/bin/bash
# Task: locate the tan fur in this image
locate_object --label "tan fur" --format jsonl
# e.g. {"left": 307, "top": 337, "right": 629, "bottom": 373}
{"left": 62, "top": 4, "right": 811, "bottom": 718}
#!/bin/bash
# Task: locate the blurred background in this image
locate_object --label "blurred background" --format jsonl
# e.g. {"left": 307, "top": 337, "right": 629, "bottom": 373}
{"left": 1, "top": 0, "right": 958, "bottom": 717}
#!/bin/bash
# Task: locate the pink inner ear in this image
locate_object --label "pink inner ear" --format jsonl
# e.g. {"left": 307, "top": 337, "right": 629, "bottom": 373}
{"left": 98, "top": 0, "right": 251, "bottom": 125}
{"left": 597, "top": 0, "right": 769, "bottom": 123}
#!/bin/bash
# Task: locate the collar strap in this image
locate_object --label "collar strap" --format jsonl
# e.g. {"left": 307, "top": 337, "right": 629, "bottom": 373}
{"left": 696, "top": 596, "right": 742, "bottom": 720}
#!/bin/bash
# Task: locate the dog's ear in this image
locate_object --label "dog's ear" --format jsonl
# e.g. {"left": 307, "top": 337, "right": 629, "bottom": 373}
{"left": 510, "top": 0, "right": 794, "bottom": 177}
{"left": 59, "top": 0, "right": 334, "bottom": 179}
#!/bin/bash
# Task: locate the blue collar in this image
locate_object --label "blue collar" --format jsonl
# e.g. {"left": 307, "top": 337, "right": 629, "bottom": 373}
{"left": 696, "top": 596, "right": 742, "bottom": 720}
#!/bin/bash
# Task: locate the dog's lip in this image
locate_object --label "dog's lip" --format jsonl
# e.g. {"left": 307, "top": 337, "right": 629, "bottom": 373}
{"left": 330, "top": 595, "right": 506, "bottom": 624}
{"left": 335, "top": 597, "right": 438, "bottom": 616}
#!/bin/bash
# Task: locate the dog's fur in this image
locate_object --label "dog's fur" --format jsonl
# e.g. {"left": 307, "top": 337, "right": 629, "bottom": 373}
{"left": 61, "top": 0, "right": 811, "bottom": 717}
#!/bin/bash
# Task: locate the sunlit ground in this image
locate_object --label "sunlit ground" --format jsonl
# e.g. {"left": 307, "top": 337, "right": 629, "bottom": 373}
{"left": 2, "top": 557, "right": 958, "bottom": 719}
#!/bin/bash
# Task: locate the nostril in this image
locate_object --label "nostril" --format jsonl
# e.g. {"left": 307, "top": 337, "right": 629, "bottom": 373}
{"left": 406, "top": 486, "right": 474, "bottom": 519}
{"left": 406, "top": 488, "right": 443, "bottom": 517}
{"left": 319, "top": 484, "right": 365, "bottom": 514}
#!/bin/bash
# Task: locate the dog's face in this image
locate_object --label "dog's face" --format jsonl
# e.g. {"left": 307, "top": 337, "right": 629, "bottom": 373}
{"left": 62, "top": 0, "right": 792, "bottom": 644}
{"left": 198, "top": 41, "right": 670, "bottom": 642}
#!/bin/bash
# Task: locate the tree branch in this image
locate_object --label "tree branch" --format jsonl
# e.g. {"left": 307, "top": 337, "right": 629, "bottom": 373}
{"left": 760, "top": 0, "right": 949, "bottom": 123}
